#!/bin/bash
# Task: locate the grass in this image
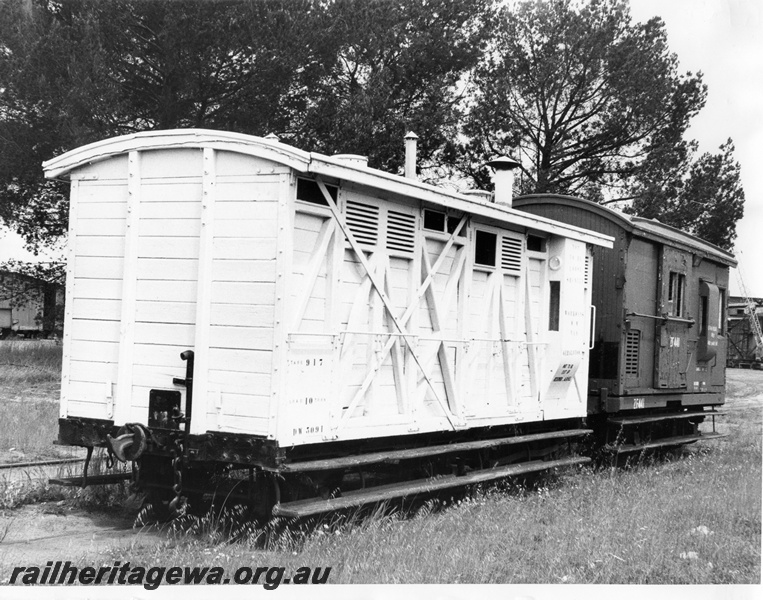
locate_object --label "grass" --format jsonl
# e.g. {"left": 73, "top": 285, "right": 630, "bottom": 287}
{"left": 106, "top": 404, "right": 761, "bottom": 585}
{"left": 0, "top": 341, "right": 69, "bottom": 466}
{"left": 0, "top": 453, "right": 132, "bottom": 511}
{"left": 102, "top": 372, "right": 760, "bottom": 584}
{"left": 0, "top": 400, "right": 63, "bottom": 460}
{"left": 108, "top": 437, "right": 760, "bottom": 584}
{"left": 0, "top": 340, "right": 108, "bottom": 509}
{"left": 0, "top": 340, "right": 62, "bottom": 388}
{"left": 0, "top": 343, "right": 760, "bottom": 584}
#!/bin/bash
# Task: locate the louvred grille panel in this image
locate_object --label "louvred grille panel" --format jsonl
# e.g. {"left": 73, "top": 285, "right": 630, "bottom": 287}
{"left": 386, "top": 210, "right": 416, "bottom": 254}
{"left": 345, "top": 200, "right": 379, "bottom": 246}
{"left": 501, "top": 236, "right": 523, "bottom": 274}
{"left": 625, "top": 330, "right": 640, "bottom": 376}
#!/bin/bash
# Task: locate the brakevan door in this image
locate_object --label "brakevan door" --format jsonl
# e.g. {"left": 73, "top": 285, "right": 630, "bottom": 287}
{"left": 655, "top": 246, "right": 691, "bottom": 388}
{"left": 622, "top": 238, "right": 659, "bottom": 391}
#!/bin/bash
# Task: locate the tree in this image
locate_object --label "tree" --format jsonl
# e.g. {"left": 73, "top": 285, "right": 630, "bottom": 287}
{"left": 1, "top": 0, "right": 491, "bottom": 252}
{"left": 290, "top": 0, "right": 492, "bottom": 175}
{"left": 453, "top": 0, "right": 707, "bottom": 198}
{"left": 629, "top": 139, "right": 745, "bottom": 251}
{"left": 91, "top": 0, "right": 321, "bottom": 134}
{"left": 0, "top": 0, "right": 111, "bottom": 247}
{"left": 0, "top": 0, "right": 326, "bottom": 250}
{"left": 0, "top": 0, "right": 326, "bottom": 246}
{"left": 0, "top": 0, "right": 745, "bottom": 254}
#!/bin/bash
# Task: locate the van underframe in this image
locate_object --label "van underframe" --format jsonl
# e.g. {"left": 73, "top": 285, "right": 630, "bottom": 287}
{"left": 54, "top": 415, "right": 593, "bottom": 518}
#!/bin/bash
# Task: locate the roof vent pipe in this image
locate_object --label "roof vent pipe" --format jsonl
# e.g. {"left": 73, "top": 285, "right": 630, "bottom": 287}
{"left": 486, "top": 156, "right": 521, "bottom": 207}
{"left": 405, "top": 132, "right": 418, "bottom": 179}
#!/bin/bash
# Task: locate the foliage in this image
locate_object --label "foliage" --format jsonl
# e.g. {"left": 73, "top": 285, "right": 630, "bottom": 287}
{"left": 0, "top": 0, "right": 97, "bottom": 245}
{"left": 0, "top": 0, "right": 747, "bottom": 252}
{"left": 0, "top": 0, "right": 490, "bottom": 253}
{"left": 0, "top": 0, "right": 300, "bottom": 247}
{"left": 288, "top": 0, "right": 491, "bottom": 174}
{"left": 89, "top": 0, "right": 320, "bottom": 133}
{"left": 453, "top": 0, "right": 707, "bottom": 197}
{"left": 628, "top": 139, "right": 745, "bottom": 250}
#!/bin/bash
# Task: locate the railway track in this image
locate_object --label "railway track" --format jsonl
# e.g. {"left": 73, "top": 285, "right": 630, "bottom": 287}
{"left": 0, "top": 457, "right": 84, "bottom": 471}
{"left": 0, "top": 458, "right": 84, "bottom": 487}
{"left": 0, "top": 524, "right": 137, "bottom": 548}
{"left": 0, "top": 456, "right": 130, "bottom": 487}
{"left": 0, "top": 457, "right": 152, "bottom": 568}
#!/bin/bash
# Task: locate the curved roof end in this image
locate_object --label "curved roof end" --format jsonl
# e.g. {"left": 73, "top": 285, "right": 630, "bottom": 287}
{"left": 42, "top": 129, "right": 311, "bottom": 179}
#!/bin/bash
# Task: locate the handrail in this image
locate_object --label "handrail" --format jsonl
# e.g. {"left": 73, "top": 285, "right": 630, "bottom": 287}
{"left": 626, "top": 311, "right": 695, "bottom": 326}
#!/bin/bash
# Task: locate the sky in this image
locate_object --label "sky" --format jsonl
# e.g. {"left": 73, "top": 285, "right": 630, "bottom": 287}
{"left": 2, "top": 0, "right": 762, "bottom": 295}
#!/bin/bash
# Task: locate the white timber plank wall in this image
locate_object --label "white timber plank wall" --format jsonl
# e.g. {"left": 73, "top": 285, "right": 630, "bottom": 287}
{"left": 60, "top": 144, "right": 592, "bottom": 440}
{"left": 277, "top": 177, "right": 594, "bottom": 445}
{"left": 113, "top": 151, "right": 141, "bottom": 424}
{"left": 59, "top": 178, "right": 79, "bottom": 419}
{"left": 269, "top": 171, "right": 295, "bottom": 440}
{"left": 207, "top": 152, "right": 284, "bottom": 436}
{"left": 455, "top": 225, "right": 471, "bottom": 422}
{"left": 64, "top": 155, "right": 128, "bottom": 420}
{"left": 64, "top": 147, "right": 287, "bottom": 433}
{"left": 128, "top": 148, "right": 203, "bottom": 424}
{"left": 189, "top": 147, "right": 216, "bottom": 434}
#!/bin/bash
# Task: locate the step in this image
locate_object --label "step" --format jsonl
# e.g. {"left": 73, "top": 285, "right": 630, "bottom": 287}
{"left": 615, "top": 432, "right": 728, "bottom": 454}
{"left": 281, "top": 428, "right": 592, "bottom": 473}
{"left": 608, "top": 411, "right": 726, "bottom": 426}
{"left": 49, "top": 472, "right": 132, "bottom": 487}
{"left": 272, "top": 456, "right": 591, "bottom": 518}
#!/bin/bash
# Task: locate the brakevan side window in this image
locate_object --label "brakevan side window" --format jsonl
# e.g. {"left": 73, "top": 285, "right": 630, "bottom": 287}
{"left": 668, "top": 271, "right": 685, "bottom": 317}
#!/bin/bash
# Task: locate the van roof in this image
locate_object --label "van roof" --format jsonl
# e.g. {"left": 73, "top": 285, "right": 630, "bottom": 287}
{"left": 43, "top": 129, "right": 613, "bottom": 249}
{"left": 514, "top": 193, "right": 736, "bottom": 267}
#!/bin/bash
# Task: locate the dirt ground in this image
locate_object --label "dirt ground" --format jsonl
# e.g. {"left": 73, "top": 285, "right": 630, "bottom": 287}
{"left": 0, "top": 503, "right": 163, "bottom": 579}
{"left": 725, "top": 367, "right": 763, "bottom": 403}
{"left": 720, "top": 368, "right": 763, "bottom": 431}
{"left": 0, "top": 369, "right": 761, "bottom": 580}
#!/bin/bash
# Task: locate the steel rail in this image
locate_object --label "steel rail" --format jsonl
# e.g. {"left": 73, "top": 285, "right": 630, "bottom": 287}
{"left": 0, "top": 457, "right": 84, "bottom": 470}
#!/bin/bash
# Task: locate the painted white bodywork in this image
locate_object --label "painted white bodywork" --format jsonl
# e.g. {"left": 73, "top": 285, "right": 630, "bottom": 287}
{"left": 44, "top": 130, "right": 612, "bottom": 446}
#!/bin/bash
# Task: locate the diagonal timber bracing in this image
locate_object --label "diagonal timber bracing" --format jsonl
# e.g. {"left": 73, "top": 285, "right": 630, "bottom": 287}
{"left": 315, "top": 177, "right": 466, "bottom": 431}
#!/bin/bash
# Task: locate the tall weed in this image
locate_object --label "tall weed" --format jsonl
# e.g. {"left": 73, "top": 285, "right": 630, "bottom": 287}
{"left": 0, "top": 340, "right": 62, "bottom": 386}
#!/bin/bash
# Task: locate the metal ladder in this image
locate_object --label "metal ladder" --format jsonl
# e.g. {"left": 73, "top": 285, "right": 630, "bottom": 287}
{"left": 735, "top": 261, "right": 763, "bottom": 358}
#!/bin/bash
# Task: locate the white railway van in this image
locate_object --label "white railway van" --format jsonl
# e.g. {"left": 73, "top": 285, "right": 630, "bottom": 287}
{"left": 44, "top": 130, "right": 612, "bottom": 517}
